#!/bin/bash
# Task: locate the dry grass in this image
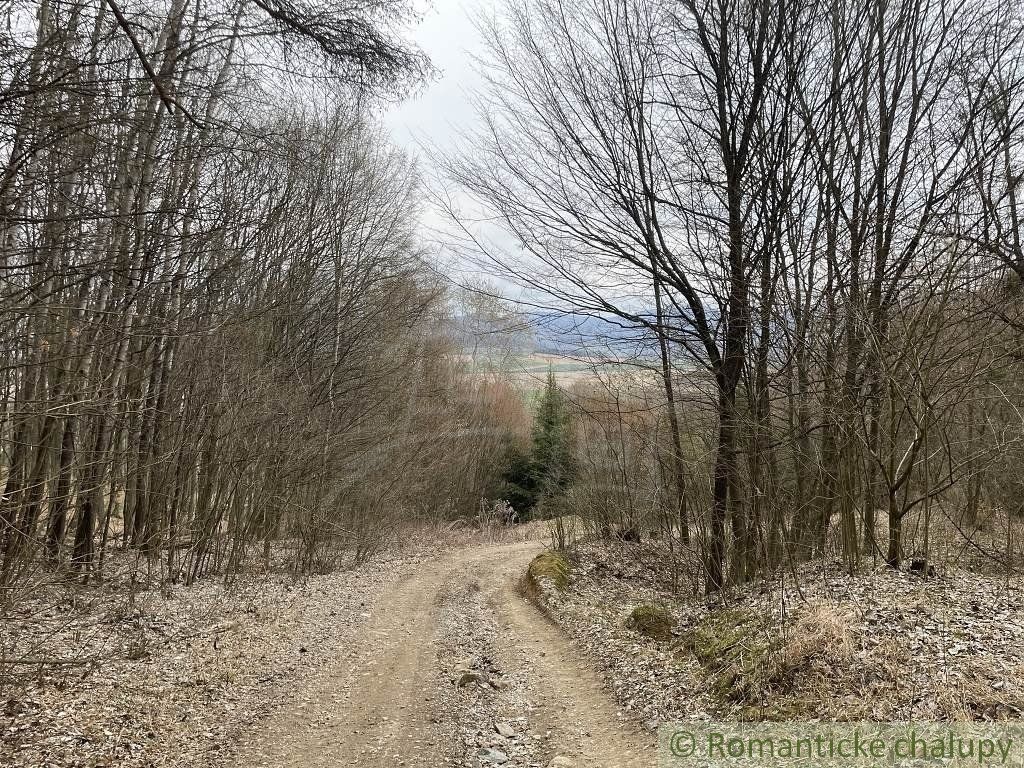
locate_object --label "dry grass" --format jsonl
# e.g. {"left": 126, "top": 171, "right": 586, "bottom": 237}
{"left": 782, "top": 603, "right": 855, "bottom": 671}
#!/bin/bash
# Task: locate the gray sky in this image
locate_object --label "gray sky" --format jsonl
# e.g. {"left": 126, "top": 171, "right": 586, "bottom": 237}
{"left": 383, "top": 0, "right": 487, "bottom": 155}
{"left": 381, "top": 0, "right": 547, "bottom": 308}
{"left": 381, "top": 0, "right": 516, "bottom": 295}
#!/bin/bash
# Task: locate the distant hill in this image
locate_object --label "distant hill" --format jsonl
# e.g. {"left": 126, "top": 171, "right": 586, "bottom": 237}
{"left": 449, "top": 307, "right": 646, "bottom": 353}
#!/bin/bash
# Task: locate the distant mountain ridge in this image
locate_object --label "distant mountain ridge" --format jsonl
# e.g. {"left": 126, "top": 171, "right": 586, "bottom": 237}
{"left": 450, "top": 306, "right": 660, "bottom": 359}
{"left": 526, "top": 310, "right": 646, "bottom": 354}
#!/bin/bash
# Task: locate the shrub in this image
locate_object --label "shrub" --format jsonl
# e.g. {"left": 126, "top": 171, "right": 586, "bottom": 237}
{"left": 679, "top": 608, "right": 778, "bottom": 701}
{"left": 679, "top": 605, "right": 855, "bottom": 707}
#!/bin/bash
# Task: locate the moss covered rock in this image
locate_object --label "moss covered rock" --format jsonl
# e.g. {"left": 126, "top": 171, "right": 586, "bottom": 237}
{"left": 527, "top": 551, "right": 571, "bottom": 591}
{"left": 626, "top": 603, "right": 676, "bottom": 640}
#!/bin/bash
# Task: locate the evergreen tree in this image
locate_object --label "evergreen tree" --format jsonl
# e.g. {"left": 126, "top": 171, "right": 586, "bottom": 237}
{"left": 529, "top": 369, "right": 574, "bottom": 514}
{"left": 492, "top": 369, "right": 574, "bottom": 519}
{"left": 495, "top": 443, "right": 537, "bottom": 515}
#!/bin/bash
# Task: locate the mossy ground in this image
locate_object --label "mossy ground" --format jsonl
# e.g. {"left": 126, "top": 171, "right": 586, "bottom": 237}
{"left": 676, "top": 604, "right": 861, "bottom": 718}
{"left": 527, "top": 551, "right": 571, "bottom": 591}
{"left": 625, "top": 603, "right": 675, "bottom": 640}
{"left": 677, "top": 608, "right": 782, "bottom": 703}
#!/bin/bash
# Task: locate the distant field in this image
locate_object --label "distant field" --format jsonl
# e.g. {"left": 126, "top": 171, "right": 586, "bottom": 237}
{"left": 515, "top": 352, "right": 601, "bottom": 379}
{"left": 460, "top": 351, "right": 656, "bottom": 390}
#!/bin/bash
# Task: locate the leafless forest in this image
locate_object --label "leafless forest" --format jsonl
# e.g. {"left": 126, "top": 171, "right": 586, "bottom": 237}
{"left": 451, "top": 0, "right": 1024, "bottom": 590}
{"left": 3, "top": 0, "right": 1024, "bottom": 763}
{"left": 0, "top": 0, "right": 527, "bottom": 596}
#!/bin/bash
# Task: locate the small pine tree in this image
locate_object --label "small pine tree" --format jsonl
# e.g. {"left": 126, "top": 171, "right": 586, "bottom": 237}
{"left": 491, "top": 370, "right": 575, "bottom": 520}
{"left": 529, "top": 369, "right": 574, "bottom": 515}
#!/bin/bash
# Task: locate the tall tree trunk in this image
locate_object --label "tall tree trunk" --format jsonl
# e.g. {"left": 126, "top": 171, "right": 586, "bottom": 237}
{"left": 652, "top": 275, "right": 689, "bottom": 543}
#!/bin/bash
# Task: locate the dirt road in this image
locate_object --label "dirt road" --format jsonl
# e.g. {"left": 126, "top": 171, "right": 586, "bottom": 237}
{"left": 229, "top": 538, "right": 653, "bottom": 768}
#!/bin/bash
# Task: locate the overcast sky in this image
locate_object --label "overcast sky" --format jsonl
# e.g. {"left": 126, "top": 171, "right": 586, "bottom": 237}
{"left": 379, "top": 0, "right": 581, "bottom": 315}
{"left": 382, "top": 0, "right": 487, "bottom": 155}
{"left": 379, "top": 0, "right": 522, "bottom": 298}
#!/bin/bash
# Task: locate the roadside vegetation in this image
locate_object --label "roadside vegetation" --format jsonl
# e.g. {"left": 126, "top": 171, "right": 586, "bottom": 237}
{"left": 450, "top": 0, "right": 1024, "bottom": 589}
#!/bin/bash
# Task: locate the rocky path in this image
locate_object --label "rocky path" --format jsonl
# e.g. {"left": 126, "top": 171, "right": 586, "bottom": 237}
{"left": 229, "top": 538, "right": 653, "bottom": 768}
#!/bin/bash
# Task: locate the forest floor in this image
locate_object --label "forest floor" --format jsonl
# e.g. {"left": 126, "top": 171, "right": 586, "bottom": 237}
{"left": 534, "top": 536, "right": 1024, "bottom": 725}
{"left": 8, "top": 524, "right": 1024, "bottom": 768}
{"left": 1, "top": 527, "right": 652, "bottom": 768}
